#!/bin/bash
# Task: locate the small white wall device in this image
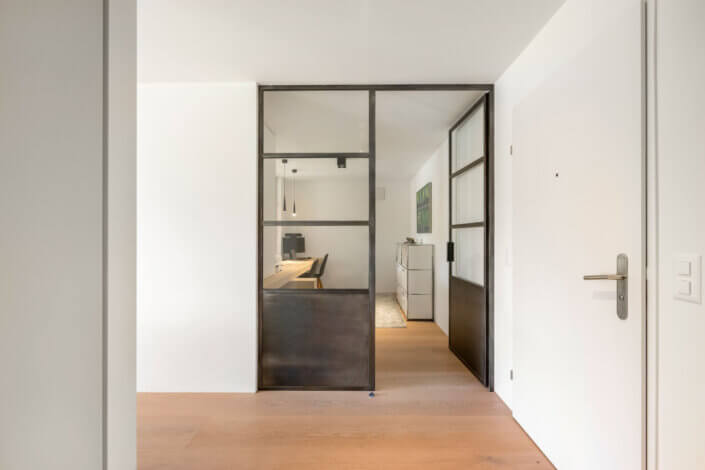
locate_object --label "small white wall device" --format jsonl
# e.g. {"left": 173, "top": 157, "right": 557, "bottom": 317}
{"left": 673, "top": 254, "right": 702, "bottom": 304}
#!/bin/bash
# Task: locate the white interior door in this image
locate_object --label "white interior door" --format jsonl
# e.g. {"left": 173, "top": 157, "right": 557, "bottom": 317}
{"left": 512, "top": 3, "right": 644, "bottom": 470}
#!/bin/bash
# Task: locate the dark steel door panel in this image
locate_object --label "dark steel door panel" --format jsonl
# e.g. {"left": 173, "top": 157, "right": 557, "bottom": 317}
{"left": 261, "top": 291, "right": 371, "bottom": 389}
{"left": 449, "top": 277, "right": 486, "bottom": 383}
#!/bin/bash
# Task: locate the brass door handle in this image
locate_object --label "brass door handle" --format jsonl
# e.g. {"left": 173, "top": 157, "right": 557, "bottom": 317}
{"left": 583, "top": 254, "right": 628, "bottom": 320}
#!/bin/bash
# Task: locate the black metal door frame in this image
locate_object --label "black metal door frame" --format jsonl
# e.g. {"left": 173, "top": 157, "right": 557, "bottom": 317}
{"left": 257, "top": 84, "right": 494, "bottom": 391}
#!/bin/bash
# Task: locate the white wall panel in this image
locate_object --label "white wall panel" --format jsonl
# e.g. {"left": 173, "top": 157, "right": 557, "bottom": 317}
{"left": 137, "top": 83, "right": 257, "bottom": 392}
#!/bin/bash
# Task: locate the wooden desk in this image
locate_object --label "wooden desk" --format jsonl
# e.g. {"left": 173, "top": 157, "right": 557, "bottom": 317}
{"left": 263, "top": 259, "right": 316, "bottom": 289}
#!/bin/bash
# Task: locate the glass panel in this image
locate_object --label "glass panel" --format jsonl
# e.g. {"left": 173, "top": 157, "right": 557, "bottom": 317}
{"left": 263, "top": 158, "right": 368, "bottom": 221}
{"left": 451, "top": 101, "right": 485, "bottom": 172}
{"left": 263, "top": 91, "right": 369, "bottom": 153}
{"left": 451, "top": 162, "right": 484, "bottom": 224}
{"left": 262, "top": 225, "right": 368, "bottom": 290}
{"left": 452, "top": 227, "right": 484, "bottom": 286}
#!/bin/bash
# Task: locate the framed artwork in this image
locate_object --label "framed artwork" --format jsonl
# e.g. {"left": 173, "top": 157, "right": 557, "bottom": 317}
{"left": 416, "top": 182, "right": 432, "bottom": 233}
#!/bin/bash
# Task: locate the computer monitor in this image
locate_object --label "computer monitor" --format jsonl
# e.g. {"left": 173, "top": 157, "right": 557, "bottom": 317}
{"left": 282, "top": 234, "right": 305, "bottom": 259}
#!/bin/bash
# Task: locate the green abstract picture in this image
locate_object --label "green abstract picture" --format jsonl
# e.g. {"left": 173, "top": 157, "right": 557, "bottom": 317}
{"left": 416, "top": 183, "right": 432, "bottom": 233}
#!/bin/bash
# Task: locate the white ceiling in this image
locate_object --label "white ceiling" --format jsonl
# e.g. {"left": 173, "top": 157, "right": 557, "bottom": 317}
{"left": 139, "top": 0, "right": 565, "bottom": 180}
{"left": 376, "top": 90, "right": 485, "bottom": 178}
{"left": 264, "top": 91, "right": 369, "bottom": 154}
{"left": 138, "top": 0, "right": 565, "bottom": 84}
{"left": 263, "top": 90, "right": 485, "bottom": 179}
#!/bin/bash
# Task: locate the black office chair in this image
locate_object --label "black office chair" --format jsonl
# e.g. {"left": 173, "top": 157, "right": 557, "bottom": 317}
{"left": 300, "top": 253, "right": 328, "bottom": 288}
{"left": 303, "top": 258, "right": 319, "bottom": 275}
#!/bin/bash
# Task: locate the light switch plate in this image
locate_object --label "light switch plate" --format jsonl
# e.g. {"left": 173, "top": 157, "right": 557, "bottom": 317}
{"left": 674, "top": 254, "right": 701, "bottom": 304}
{"left": 676, "top": 260, "right": 692, "bottom": 276}
{"left": 677, "top": 279, "right": 692, "bottom": 296}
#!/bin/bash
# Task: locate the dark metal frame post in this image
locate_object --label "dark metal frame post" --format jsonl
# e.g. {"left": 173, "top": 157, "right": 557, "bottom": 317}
{"left": 257, "top": 87, "right": 264, "bottom": 389}
{"left": 486, "top": 90, "right": 495, "bottom": 391}
{"left": 368, "top": 90, "right": 376, "bottom": 389}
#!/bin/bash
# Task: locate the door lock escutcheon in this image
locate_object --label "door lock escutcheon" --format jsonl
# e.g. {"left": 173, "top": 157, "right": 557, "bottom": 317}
{"left": 583, "top": 253, "right": 628, "bottom": 320}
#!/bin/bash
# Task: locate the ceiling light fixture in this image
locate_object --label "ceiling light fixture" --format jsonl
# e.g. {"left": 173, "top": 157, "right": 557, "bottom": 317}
{"left": 281, "top": 159, "right": 287, "bottom": 212}
{"left": 291, "top": 168, "right": 297, "bottom": 217}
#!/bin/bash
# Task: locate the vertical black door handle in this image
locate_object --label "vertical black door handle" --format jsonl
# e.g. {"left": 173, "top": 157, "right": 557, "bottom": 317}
{"left": 447, "top": 241, "right": 454, "bottom": 262}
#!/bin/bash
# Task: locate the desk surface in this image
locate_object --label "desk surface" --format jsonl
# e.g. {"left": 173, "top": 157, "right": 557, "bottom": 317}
{"left": 263, "top": 259, "right": 316, "bottom": 289}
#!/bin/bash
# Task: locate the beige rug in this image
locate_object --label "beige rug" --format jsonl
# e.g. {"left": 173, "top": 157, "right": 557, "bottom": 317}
{"left": 375, "top": 294, "right": 407, "bottom": 328}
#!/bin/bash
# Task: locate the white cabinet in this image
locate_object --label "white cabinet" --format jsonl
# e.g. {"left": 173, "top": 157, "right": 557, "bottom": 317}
{"left": 395, "top": 243, "right": 433, "bottom": 320}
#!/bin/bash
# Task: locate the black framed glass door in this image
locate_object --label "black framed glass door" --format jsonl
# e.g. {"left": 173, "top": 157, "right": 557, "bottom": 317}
{"left": 448, "top": 95, "right": 493, "bottom": 388}
{"left": 257, "top": 88, "right": 376, "bottom": 390}
{"left": 257, "top": 84, "right": 493, "bottom": 391}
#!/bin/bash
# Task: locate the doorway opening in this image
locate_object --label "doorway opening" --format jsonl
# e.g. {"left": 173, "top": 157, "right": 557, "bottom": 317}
{"left": 257, "top": 85, "right": 494, "bottom": 391}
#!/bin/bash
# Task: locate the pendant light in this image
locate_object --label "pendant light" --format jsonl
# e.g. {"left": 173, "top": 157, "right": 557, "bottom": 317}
{"left": 281, "top": 159, "right": 287, "bottom": 212}
{"left": 291, "top": 168, "right": 297, "bottom": 217}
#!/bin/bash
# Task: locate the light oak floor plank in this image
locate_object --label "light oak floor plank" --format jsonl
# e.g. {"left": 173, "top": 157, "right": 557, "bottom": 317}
{"left": 138, "top": 321, "right": 553, "bottom": 469}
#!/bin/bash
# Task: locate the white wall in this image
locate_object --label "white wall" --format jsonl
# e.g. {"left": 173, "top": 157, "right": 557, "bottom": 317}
{"left": 264, "top": 90, "right": 369, "bottom": 153}
{"left": 0, "top": 1, "right": 136, "bottom": 469}
{"left": 409, "top": 140, "right": 450, "bottom": 334}
{"left": 0, "top": 3, "right": 102, "bottom": 467}
{"left": 655, "top": 0, "right": 705, "bottom": 467}
{"left": 377, "top": 179, "right": 412, "bottom": 293}
{"left": 106, "top": 1, "right": 137, "bottom": 468}
{"left": 137, "top": 83, "right": 257, "bottom": 392}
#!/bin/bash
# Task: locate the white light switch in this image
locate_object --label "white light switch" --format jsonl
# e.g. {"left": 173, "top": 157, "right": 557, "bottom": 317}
{"left": 677, "top": 280, "right": 692, "bottom": 296}
{"left": 676, "top": 260, "right": 691, "bottom": 276}
{"left": 674, "top": 254, "right": 701, "bottom": 304}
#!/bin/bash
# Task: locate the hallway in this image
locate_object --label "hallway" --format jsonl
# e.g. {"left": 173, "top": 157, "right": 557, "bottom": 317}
{"left": 138, "top": 322, "right": 553, "bottom": 469}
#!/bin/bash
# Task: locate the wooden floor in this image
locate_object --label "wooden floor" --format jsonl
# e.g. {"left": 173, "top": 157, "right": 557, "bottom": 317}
{"left": 138, "top": 322, "right": 553, "bottom": 470}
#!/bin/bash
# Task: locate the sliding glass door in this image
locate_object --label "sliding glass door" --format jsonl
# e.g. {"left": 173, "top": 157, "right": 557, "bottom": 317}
{"left": 448, "top": 95, "right": 493, "bottom": 388}
{"left": 258, "top": 88, "right": 375, "bottom": 390}
{"left": 258, "top": 85, "right": 493, "bottom": 391}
